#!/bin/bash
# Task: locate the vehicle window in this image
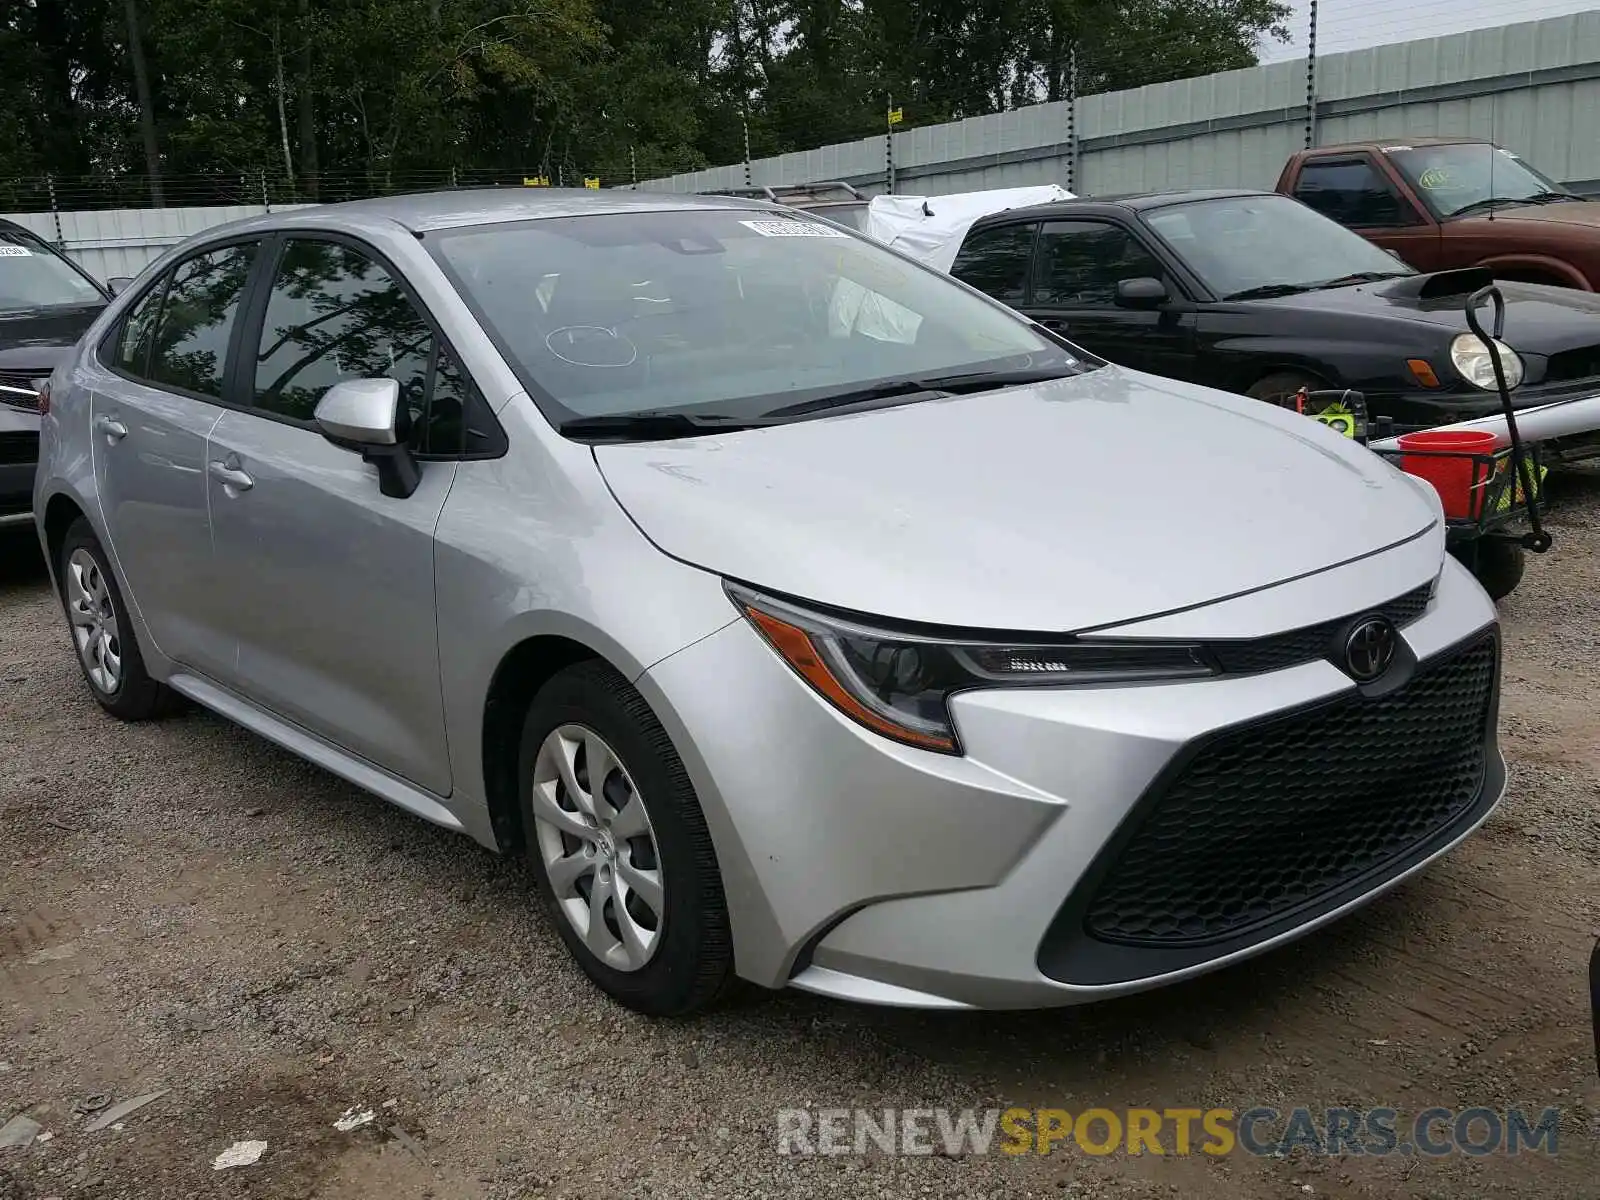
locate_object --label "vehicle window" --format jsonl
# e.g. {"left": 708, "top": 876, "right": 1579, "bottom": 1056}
{"left": 1388, "top": 143, "right": 1575, "bottom": 219}
{"left": 252, "top": 238, "right": 489, "bottom": 456}
{"left": 949, "top": 223, "right": 1037, "bottom": 303}
{"left": 1033, "top": 222, "right": 1166, "bottom": 307}
{"left": 111, "top": 280, "right": 167, "bottom": 378}
{"left": 1293, "top": 160, "right": 1409, "bottom": 227}
{"left": 430, "top": 209, "right": 1077, "bottom": 422}
{"left": 254, "top": 239, "right": 433, "bottom": 425}
{"left": 146, "top": 242, "right": 259, "bottom": 398}
{"left": 0, "top": 227, "right": 105, "bottom": 313}
{"left": 1143, "top": 193, "right": 1413, "bottom": 300}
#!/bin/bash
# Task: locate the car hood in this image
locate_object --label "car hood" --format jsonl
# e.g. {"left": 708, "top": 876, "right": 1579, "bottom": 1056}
{"left": 1458, "top": 199, "right": 1600, "bottom": 231}
{"left": 593, "top": 367, "right": 1438, "bottom": 632}
{"left": 1247, "top": 272, "right": 1600, "bottom": 356}
{"left": 0, "top": 302, "right": 104, "bottom": 368}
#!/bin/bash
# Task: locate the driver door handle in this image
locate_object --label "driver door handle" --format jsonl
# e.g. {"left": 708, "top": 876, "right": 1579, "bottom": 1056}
{"left": 208, "top": 460, "right": 255, "bottom": 493}
{"left": 96, "top": 416, "right": 128, "bottom": 443}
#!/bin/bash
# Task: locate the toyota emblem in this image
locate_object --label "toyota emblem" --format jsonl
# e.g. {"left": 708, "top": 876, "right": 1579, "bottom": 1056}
{"left": 1343, "top": 617, "right": 1398, "bottom": 682}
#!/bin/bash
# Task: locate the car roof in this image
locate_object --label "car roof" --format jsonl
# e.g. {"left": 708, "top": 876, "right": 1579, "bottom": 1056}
{"left": 1303, "top": 136, "right": 1488, "bottom": 154}
{"left": 970, "top": 187, "right": 1279, "bottom": 225}
{"left": 202, "top": 187, "right": 780, "bottom": 238}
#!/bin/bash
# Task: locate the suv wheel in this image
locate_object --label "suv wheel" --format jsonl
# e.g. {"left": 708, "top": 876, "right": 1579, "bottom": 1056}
{"left": 59, "top": 518, "right": 174, "bottom": 720}
{"left": 518, "top": 662, "right": 732, "bottom": 1016}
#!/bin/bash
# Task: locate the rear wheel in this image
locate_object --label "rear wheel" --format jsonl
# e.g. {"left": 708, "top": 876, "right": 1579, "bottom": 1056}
{"left": 58, "top": 518, "right": 175, "bottom": 720}
{"left": 518, "top": 661, "right": 732, "bottom": 1016}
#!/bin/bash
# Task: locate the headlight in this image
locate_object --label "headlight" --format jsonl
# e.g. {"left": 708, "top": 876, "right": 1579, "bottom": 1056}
{"left": 1449, "top": 333, "right": 1524, "bottom": 391}
{"left": 728, "top": 585, "right": 1215, "bottom": 754}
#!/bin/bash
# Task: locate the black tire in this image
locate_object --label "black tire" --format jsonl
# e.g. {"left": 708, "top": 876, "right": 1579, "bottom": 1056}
{"left": 1455, "top": 539, "right": 1526, "bottom": 602}
{"left": 57, "top": 518, "right": 175, "bottom": 720}
{"left": 518, "top": 661, "right": 732, "bottom": 1017}
{"left": 1246, "top": 370, "right": 1330, "bottom": 404}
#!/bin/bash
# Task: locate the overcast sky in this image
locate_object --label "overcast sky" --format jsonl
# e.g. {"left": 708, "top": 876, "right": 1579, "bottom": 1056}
{"left": 1256, "top": 0, "right": 1597, "bottom": 62}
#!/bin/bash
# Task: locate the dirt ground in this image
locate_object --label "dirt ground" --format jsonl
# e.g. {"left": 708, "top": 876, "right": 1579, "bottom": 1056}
{"left": 1, "top": 483, "right": 1597, "bottom": 1200}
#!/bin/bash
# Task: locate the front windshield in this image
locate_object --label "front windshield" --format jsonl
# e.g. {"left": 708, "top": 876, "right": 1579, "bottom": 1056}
{"left": 429, "top": 208, "right": 1078, "bottom": 421}
{"left": 1389, "top": 144, "right": 1573, "bottom": 218}
{"left": 1142, "top": 193, "right": 1414, "bottom": 299}
{"left": 0, "top": 229, "right": 106, "bottom": 313}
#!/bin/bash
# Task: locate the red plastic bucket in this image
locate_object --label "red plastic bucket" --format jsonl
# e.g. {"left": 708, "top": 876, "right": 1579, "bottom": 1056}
{"left": 1396, "top": 429, "right": 1499, "bottom": 519}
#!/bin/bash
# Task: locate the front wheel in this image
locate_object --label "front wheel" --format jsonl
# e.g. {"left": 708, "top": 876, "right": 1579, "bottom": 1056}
{"left": 518, "top": 661, "right": 732, "bottom": 1016}
{"left": 1453, "top": 539, "right": 1526, "bottom": 602}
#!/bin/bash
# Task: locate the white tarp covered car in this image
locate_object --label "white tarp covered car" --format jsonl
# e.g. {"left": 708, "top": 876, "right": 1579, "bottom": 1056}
{"left": 832, "top": 184, "right": 1074, "bottom": 341}
{"left": 861, "top": 184, "right": 1075, "bottom": 270}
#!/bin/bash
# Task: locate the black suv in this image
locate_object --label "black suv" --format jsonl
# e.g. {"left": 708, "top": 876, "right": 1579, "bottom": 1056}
{"left": 0, "top": 218, "right": 111, "bottom": 527}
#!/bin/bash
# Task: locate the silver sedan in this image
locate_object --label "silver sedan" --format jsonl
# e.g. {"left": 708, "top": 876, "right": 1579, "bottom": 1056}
{"left": 34, "top": 189, "right": 1503, "bottom": 1013}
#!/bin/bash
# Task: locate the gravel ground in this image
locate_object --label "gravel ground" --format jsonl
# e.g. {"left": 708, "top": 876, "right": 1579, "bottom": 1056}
{"left": 1, "top": 484, "right": 1598, "bottom": 1200}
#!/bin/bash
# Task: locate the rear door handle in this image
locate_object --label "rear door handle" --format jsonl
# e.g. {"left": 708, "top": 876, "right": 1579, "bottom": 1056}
{"left": 96, "top": 416, "right": 128, "bottom": 443}
{"left": 208, "top": 460, "right": 255, "bottom": 493}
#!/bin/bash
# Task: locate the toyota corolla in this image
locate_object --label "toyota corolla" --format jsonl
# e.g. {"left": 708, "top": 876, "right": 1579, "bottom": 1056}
{"left": 34, "top": 190, "right": 1503, "bottom": 1014}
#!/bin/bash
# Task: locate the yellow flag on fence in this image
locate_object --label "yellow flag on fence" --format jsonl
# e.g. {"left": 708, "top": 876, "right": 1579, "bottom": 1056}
{"left": 887, "top": 107, "right": 904, "bottom": 126}
{"left": 583, "top": 177, "right": 600, "bottom": 189}
{"left": 522, "top": 175, "right": 550, "bottom": 188}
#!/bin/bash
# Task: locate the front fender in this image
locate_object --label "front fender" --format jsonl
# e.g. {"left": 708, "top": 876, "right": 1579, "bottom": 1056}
{"left": 1475, "top": 253, "right": 1592, "bottom": 290}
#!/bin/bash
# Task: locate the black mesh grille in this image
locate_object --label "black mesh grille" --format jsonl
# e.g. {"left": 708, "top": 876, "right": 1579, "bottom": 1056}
{"left": 1082, "top": 634, "right": 1497, "bottom": 947}
{"left": 0, "top": 431, "right": 38, "bottom": 466}
{"left": 1543, "top": 346, "right": 1600, "bottom": 384}
{"left": 0, "top": 370, "right": 39, "bottom": 411}
{"left": 1206, "top": 583, "right": 1433, "bottom": 676}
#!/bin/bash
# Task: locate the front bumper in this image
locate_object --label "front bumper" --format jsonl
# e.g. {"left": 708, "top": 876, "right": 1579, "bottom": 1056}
{"left": 639, "top": 545, "right": 1502, "bottom": 1009}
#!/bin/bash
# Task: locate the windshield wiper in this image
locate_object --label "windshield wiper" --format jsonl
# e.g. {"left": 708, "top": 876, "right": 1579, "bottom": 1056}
{"left": 1310, "top": 270, "right": 1414, "bottom": 290}
{"left": 759, "top": 366, "right": 1080, "bottom": 421}
{"left": 558, "top": 412, "right": 769, "bottom": 442}
{"left": 1445, "top": 197, "right": 1521, "bottom": 219}
{"left": 1521, "top": 190, "right": 1582, "bottom": 205}
{"left": 1223, "top": 282, "right": 1314, "bottom": 300}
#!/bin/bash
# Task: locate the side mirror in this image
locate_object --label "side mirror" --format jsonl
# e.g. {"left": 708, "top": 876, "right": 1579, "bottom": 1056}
{"left": 313, "top": 377, "right": 420, "bottom": 499}
{"left": 107, "top": 277, "right": 133, "bottom": 295}
{"left": 1115, "top": 276, "right": 1168, "bottom": 309}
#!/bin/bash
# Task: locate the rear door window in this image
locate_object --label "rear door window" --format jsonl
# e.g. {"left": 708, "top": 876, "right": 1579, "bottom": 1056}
{"left": 144, "top": 242, "right": 260, "bottom": 399}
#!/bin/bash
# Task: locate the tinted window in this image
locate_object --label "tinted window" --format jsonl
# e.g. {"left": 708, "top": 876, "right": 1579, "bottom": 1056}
{"left": 949, "top": 223, "right": 1037, "bottom": 303}
{"left": 0, "top": 228, "right": 105, "bottom": 313}
{"left": 1033, "top": 222, "right": 1167, "bottom": 307}
{"left": 254, "top": 240, "right": 433, "bottom": 424}
{"left": 252, "top": 238, "right": 485, "bottom": 455}
{"left": 146, "top": 243, "right": 258, "bottom": 398}
{"left": 1293, "top": 160, "right": 1406, "bottom": 227}
{"left": 112, "top": 281, "right": 166, "bottom": 378}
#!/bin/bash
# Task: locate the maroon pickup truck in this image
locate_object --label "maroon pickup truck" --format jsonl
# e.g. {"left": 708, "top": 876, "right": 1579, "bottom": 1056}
{"left": 1276, "top": 138, "right": 1600, "bottom": 290}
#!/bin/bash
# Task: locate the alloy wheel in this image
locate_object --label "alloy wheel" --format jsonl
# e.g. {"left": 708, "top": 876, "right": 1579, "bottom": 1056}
{"left": 530, "top": 724, "right": 665, "bottom": 972}
{"left": 65, "top": 548, "right": 122, "bottom": 694}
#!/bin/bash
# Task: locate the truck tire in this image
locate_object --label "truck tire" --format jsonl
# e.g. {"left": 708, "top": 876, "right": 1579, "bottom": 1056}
{"left": 1453, "top": 540, "right": 1525, "bottom": 602}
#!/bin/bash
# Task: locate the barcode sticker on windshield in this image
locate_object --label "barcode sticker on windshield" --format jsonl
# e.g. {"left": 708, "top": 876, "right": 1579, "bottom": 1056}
{"left": 739, "top": 219, "right": 847, "bottom": 238}
{"left": 0, "top": 245, "right": 33, "bottom": 256}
